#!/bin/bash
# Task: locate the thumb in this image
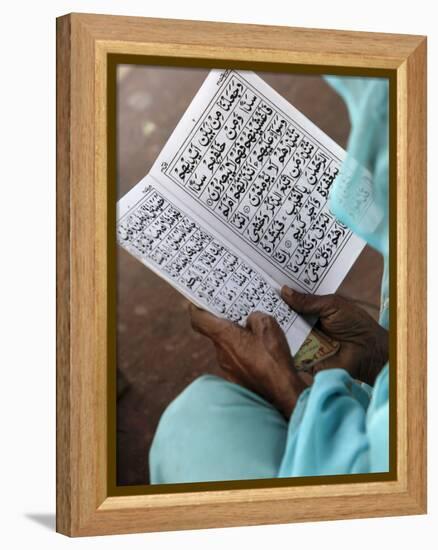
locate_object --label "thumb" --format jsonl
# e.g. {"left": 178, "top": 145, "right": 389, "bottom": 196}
{"left": 281, "top": 286, "right": 339, "bottom": 317}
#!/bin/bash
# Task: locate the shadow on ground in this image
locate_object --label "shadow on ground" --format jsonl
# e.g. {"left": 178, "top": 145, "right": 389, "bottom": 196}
{"left": 25, "top": 513, "right": 56, "bottom": 531}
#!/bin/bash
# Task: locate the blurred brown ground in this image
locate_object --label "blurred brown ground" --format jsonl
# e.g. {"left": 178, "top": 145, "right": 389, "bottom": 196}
{"left": 116, "top": 66, "right": 383, "bottom": 485}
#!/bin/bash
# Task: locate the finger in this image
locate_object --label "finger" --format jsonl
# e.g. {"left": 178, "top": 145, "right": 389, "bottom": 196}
{"left": 246, "top": 311, "right": 293, "bottom": 364}
{"left": 311, "top": 355, "right": 341, "bottom": 376}
{"left": 297, "top": 370, "right": 314, "bottom": 386}
{"left": 281, "top": 286, "right": 339, "bottom": 317}
{"left": 189, "top": 304, "right": 240, "bottom": 341}
{"left": 246, "top": 311, "right": 281, "bottom": 337}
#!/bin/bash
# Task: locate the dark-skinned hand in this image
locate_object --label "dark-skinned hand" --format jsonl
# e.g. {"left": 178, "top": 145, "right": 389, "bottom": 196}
{"left": 281, "top": 286, "right": 389, "bottom": 385}
{"left": 189, "top": 305, "right": 309, "bottom": 419}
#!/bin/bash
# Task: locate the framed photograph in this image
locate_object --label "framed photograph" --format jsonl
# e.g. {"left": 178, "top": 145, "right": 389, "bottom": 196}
{"left": 56, "top": 13, "right": 427, "bottom": 536}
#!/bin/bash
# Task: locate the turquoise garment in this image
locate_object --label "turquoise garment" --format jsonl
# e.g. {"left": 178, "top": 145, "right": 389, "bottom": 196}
{"left": 150, "top": 76, "right": 390, "bottom": 484}
{"left": 150, "top": 368, "right": 389, "bottom": 483}
{"left": 278, "top": 367, "right": 389, "bottom": 477}
{"left": 150, "top": 374, "right": 289, "bottom": 483}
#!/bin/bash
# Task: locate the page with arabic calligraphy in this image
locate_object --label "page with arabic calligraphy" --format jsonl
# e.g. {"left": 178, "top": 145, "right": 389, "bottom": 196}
{"left": 117, "top": 70, "right": 366, "bottom": 353}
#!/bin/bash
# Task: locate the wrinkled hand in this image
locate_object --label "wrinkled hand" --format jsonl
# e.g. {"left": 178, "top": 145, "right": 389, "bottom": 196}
{"left": 189, "top": 306, "right": 308, "bottom": 419}
{"left": 281, "top": 287, "right": 389, "bottom": 385}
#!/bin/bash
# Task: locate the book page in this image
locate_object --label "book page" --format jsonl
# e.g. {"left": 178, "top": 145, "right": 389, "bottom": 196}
{"left": 149, "top": 69, "right": 367, "bottom": 295}
{"left": 117, "top": 175, "right": 312, "bottom": 353}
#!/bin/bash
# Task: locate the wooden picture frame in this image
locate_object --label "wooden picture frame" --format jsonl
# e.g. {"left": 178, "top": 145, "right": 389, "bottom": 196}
{"left": 56, "top": 13, "right": 427, "bottom": 536}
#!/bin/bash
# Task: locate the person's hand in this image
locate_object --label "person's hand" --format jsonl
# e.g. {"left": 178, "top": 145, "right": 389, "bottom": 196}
{"left": 189, "top": 306, "right": 309, "bottom": 419}
{"left": 281, "top": 287, "right": 389, "bottom": 385}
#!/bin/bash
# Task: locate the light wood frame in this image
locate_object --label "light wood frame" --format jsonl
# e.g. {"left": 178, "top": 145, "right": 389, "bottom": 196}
{"left": 56, "top": 13, "right": 427, "bottom": 536}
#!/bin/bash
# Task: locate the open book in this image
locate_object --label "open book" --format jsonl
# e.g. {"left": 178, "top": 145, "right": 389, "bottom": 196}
{"left": 117, "top": 70, "right": 365, "bottom": 354}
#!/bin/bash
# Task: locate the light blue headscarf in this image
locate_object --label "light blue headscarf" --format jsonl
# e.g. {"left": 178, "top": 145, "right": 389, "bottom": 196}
{"left": 326, "top": 76, "right": 390, "bottom": 328}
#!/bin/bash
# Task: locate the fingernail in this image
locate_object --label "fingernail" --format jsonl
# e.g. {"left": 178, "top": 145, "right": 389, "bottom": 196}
{"left": 282, "top": 286, "right": 294, "bottom": 297}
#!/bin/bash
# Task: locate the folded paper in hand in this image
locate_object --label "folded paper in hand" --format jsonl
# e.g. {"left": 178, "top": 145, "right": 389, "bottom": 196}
{"left": 117, "top": 70, "right": 369, "bottom": 353}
